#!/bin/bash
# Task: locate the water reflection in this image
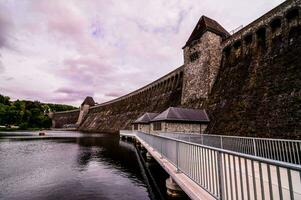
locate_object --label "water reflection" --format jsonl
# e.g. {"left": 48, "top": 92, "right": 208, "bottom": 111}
{"left": 0, "top": 132, "right": 150, "bottom": 200}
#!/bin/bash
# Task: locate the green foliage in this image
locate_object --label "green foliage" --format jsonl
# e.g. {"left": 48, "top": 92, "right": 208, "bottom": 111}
{"left": 0, "top": 94, "right": 77, "bottom": 130}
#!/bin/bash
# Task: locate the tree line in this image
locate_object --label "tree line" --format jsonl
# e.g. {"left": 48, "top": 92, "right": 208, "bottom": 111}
{"left": 0, "top": 94, "right": 77, "bottom": 130}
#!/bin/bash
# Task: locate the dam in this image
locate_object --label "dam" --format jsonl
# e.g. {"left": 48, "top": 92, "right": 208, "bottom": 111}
{"left": 50, "top": 0, "right": 301, "bottom": 139}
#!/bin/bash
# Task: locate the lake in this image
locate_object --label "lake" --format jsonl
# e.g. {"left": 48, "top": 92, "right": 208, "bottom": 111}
{"left": 0, "top": 131, "right": 184, "bottom": 200}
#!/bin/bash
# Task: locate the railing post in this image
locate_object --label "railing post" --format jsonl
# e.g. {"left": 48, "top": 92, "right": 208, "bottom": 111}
{"left": 217, "top": 151, "right": 224, "bottom": 200}
{"left": 160, "top": 138, "right": 163, "bottom": 159}
{"left": 221, "top": 136, "right": 223, "bottom": 149}
{"left": 176, "top": 140, "right": 179, "bottom": 173}
{"left": 253, "top": 138, "right": 257, "bottom": 156}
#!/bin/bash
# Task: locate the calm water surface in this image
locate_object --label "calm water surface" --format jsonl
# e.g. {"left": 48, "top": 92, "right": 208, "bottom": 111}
{"left": 0, "top": 131, "right": 169, "bottom": 200}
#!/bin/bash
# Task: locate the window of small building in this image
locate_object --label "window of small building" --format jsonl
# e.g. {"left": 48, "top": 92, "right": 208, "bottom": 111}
{"left": 133, "top": 124, "right": 138, "bottom": 130}
{"left": 153, "top": 122, "right": 161, "bottom": 131}
{"left": 189, "top": 52, "right": 199, "bottom": 62}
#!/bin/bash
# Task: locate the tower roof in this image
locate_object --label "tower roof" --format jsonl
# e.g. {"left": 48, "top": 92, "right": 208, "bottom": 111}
{"left": 81, "top": 96, "right": 95, "bottom": 106}
{"left": 151, "top": 107, "right": 210, "bottom": 123}
{"left": 133, "top": 112, "right": 159, "bottom": 124}
{"left": 183, "top": 15, "right": 230, "bottom": 48}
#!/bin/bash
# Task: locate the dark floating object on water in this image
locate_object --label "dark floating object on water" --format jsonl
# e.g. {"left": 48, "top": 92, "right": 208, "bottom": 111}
{"left": 39, "top": 132, "right": 46, "bottom": 136}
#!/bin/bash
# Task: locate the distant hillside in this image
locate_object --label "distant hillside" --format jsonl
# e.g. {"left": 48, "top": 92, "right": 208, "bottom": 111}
{"left": 0, "top": 94, "right": 77, "bottom": 130}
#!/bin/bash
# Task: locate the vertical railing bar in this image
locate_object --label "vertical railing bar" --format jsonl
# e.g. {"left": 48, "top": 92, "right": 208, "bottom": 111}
{"left": 200, "top": 147, "right": 203, "bottom": 187}
{"left": 233, "top": 156, "right": 238, "bottom": 200}
{"left": 257, "top": 139, "right": 261, "bottom": 157}
{"left": 276, "top": 166, "right": 283, "bottom": 200}
{"left": 263, "top": 140, "right": 267, "bottom": 159}
{"left": 268, "top": 140, "right": 272, "bottom": 159}
{"left": 207, "top": 149, "right": 211, "bottom": 192}
{"left": 176, "top": 141, "right": 179, "bottom": 172}
{"left": 197, "top": 146, "right": 201, "bottom": 185}
{"left": 238, "top": 157, "right": 244, "bottom": 200}
{"left": 271, "top": 140, "right": 275, "bottom": 161}
{"left": 284, "top": 141, "right": 289, "bottom": 163}
{"left": 245, "top": 139, "right": 248, "bottom": 155}
{"left": 215, "top": 151, "right": 219, "bottom": 197}
{"left": 250, "top": 139, "right": 253, "bottom": 155}
{"left": 253, "top": 138, "right": 257, "bottom": 156}
{"left": 287, "top": 169, "right": 294, "bottom": 200}
{"left": 228, "top": 154, "right": 233, "bottom": 200}
{"left": 212, "top": 150, "right": 216, "bottom": 197}
{"left": 280, "top": 141, "right": 285, "bottom": 162}
{"left": 258, "top": 140, "right": 264, "bottom": 157}
{"left": 188, "top": 144, "right": 191, "bottom": 177}
{"left": 244, "top": 140, "right": 249, "bottom": 154}
{"left": 223, "top": 154, "right": 229, "bottom": 200}
{"left": 217, "top": 151, "right": 224, "bottom": 200}
{"left": 259, "top": 162, "right": 265, "bottom": 200}
{"left": 184, "top": 143, "right": 187, "bottom": 173}
{"left": 292, "top": 142, "right": 296, "bottom": 165}
{"left": 280, "top": 141, "right": 284, "bottom": 162}
{"left": 276, "top": 141, "right": 280, "bottom": 162}
{"left": 271, "top": 140, "right": 275, "bottom": 160}
{"left": 251, "top": 160, "right": 258, "bottom": 200}
{"left": 193, "top": 145, "right": 196, "bottom": 180}
{"left": 296, "top": 142, "right": 300, "bottom": 165}
{"left": 267, "top": 164, "right": 274, "bottom": 200}
{"left": 211, "top": 150, "right": 215, "bottom": 195}
{"left": 266, "top": 140, "right": 269, "bottom": 159}
{"left": 204, "top": 149, "right": 209, "bottom": 189}
{"left": 192, "top": 145, "right": 195, "bottom": 180}
{"left": 281, "top": 141, "right": 287, "bottom": 162}
{"left": 288, "top": 142, "right": 293, "bottom": 164}
{"left": 245, "top": 158, "right": 251, "bottom": 200}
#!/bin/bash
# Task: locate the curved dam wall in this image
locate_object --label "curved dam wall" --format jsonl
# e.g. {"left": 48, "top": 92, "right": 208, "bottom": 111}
{"left": 51, "top": 109, "right": 80, "bottom": 128}
{"left": 79, "top": 67, "right": 184, "bottom": 133}
{"left": 205, "top": 1, "right": 301, "bottom": 139}
{"left": 51, "top": 0, "right": 300, "bottom": 139}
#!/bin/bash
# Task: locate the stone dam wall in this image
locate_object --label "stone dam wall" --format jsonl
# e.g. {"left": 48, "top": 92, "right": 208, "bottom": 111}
{"left": 80, "top": 67, "right": 183, "bottom": 133}
{"left": 205, "top": 1, "right": 301, "bottom": 139}
{"left": 51, "top": 0, "right": 300, "bottom": 139}
{"left": 51, "top": 109, "right": 80, "bottom": 128}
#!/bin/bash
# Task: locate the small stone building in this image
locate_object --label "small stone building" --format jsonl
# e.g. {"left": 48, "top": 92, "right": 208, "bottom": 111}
{"left": 132, "top": 112, "right": 159, "bottom": 133}
{"left": 150, "top": 107, "right": 209, "bottom": 134}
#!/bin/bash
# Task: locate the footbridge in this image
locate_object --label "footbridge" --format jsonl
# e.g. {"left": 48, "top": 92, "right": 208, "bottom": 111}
{"left": 120, "top": 131, "right": 301, "bottom": 200}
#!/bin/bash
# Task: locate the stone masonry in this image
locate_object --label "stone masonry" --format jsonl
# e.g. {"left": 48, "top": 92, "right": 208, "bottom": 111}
{"left": 182, "top": 31, "right": 224, "bottom": 107}
{"left": 50, "top": 0, "right": 301, "bottom": 139}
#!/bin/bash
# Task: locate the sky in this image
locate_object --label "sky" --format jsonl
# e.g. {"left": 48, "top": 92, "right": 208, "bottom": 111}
{"left": 0, "top": 0, "right": 284, "bottom": 106}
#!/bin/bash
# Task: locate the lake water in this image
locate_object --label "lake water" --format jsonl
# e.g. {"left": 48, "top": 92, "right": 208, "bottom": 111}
{"left": 0, "top": 131, "right": 184, "bottom": 200}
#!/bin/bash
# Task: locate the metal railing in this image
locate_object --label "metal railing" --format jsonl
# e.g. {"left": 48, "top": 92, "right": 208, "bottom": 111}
{"left": 137, "top": 132, "right": 301, "bottom": 200}
{"left": 158, "top": 132, "right": 301, "bottom": 165}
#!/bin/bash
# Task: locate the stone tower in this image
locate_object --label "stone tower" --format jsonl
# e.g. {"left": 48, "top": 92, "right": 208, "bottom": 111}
{"left": 181, "top": 16, "right": 229, "bottom": 107}
{"left": 76, "top": 96, "right": 95, "bottom": 126}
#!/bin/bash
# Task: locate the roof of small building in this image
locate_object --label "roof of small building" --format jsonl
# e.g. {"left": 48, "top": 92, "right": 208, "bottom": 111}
{"left": 151, "top": 107, "right": 210, "bottom": 123}
{"left": 183, "top": 15, "right": 230, "bottom": 48}
{"left": 81, "top": 96, "right": 95, "bottom": 106}
{"left": 133, "top": 112, "right": 159, "bottom": 124}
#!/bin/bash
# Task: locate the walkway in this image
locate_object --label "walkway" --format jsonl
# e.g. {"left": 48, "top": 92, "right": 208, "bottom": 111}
{"left": 120, "top": 131, "right": 301, "bottom": 200}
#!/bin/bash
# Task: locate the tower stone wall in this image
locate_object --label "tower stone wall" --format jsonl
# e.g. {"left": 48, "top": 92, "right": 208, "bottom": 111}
{"left": 181, "top": 31, "right": 223, "bottom": 107}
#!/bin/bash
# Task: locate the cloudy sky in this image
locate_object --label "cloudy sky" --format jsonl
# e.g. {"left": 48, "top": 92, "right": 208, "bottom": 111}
{"left": 0, "top": 0, "right": 284, "bottom": 106}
